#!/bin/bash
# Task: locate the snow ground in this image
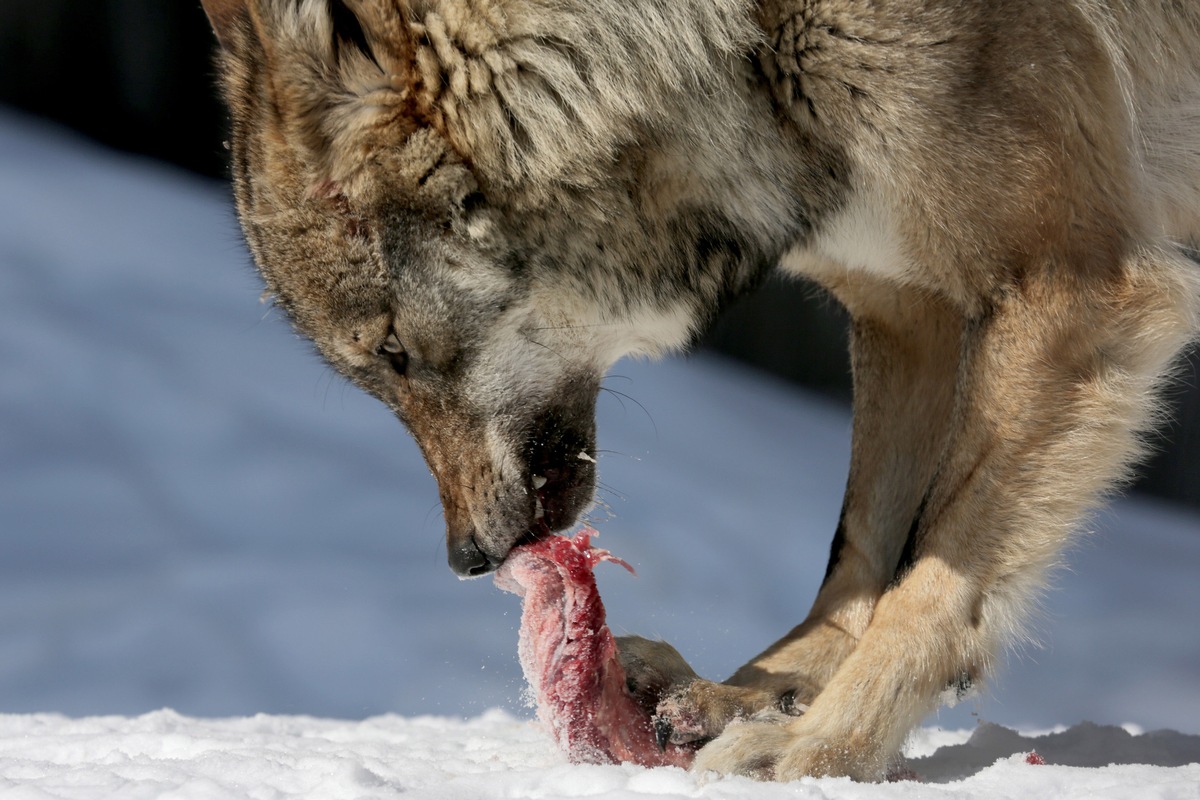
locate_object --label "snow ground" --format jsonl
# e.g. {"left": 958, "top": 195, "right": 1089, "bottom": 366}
{"left": 2, "top": 711, "right": 1199, "bottom": 799}
{"left": 1, "top": 107, "right": 1198, "bottom": 797}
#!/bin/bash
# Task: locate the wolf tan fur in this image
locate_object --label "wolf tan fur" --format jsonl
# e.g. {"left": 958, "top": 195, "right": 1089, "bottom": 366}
{"left": 202, "top": 0, "right": 1200, "bottom": 781}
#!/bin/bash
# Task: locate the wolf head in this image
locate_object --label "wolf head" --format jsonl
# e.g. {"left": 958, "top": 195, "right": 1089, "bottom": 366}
{"left": 202, "top": 0, "right": 821, "bottom": 575}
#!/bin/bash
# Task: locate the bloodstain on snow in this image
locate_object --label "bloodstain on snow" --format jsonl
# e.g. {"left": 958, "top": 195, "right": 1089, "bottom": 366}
{"left": 496, "top": 529, "right": 695, "bottom": 768}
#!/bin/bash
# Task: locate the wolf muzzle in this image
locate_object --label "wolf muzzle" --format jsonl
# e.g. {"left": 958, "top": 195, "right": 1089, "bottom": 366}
{"left": 447, "top": 531, "right": 498, "bottom": 577}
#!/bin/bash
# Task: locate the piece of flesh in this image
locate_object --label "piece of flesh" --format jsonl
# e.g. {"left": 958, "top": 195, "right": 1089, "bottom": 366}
{"left": 495, "top": 529, "right": 695, "bottom": 768}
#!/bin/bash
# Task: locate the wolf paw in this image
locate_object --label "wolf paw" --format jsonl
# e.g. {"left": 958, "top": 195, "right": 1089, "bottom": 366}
{"left": 692, "top": 715, "right": 888, "bottom": 782}
{"left": 653, "top": 679, "right": 792, "bottom": 746}
{"left": 690, "top": 716, "right": 792, "bottom": 780}
{"left": 615, "top": 635, "right": 700, "bottom": 715}
{"left": 615, "top": 636, "right": 814, "bottom": 750}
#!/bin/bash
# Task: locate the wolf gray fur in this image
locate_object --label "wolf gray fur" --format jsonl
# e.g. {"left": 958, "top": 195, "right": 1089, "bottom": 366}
{"left": 201, "top": 0, "right": 1200, "bottom": 781}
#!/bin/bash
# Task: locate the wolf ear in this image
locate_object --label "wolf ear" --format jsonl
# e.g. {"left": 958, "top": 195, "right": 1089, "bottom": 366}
{"left": 200, "top": 0, "right": 247, "bottom": 50}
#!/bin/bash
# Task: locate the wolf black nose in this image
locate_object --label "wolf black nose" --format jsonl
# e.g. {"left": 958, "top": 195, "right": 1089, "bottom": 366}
{"left": 448, "top": 537, "right": 497, "bottom": 578}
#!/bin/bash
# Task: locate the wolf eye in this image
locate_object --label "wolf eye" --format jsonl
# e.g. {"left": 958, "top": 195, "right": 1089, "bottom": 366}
{"left": 377, "top": 332, "right": 408, "bottom": 376}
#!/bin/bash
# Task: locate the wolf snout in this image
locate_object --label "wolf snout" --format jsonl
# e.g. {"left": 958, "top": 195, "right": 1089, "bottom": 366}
{"left": 447, "top": 530, "right": 500, "bottom": 578}
{"left": 443, "top": 459, "right": 594, "bottom": 578}
{"left": 435, "top": 399, "right": 599, "bottom": 577}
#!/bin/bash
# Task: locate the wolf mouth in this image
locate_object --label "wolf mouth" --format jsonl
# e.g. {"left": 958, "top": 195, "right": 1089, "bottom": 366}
{"left": 525, "top": 409, "right": 596, "bottom": 537}
{"left": 529, "top": 454, "right": 593, "bottom": 532}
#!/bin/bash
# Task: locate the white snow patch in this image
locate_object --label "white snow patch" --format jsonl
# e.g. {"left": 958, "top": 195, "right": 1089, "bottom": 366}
{"left": 2, "top": 712, "right": 1199, "bottom": 799}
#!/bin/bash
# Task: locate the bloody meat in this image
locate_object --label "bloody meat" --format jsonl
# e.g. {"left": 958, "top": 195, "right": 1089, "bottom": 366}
{"left": 495, "top": 529, "right": 695, "bottom": 768}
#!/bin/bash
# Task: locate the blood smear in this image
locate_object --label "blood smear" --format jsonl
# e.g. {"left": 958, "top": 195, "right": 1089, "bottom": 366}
{"left": 495, "top": 529, "right": 695, "bottom": 768}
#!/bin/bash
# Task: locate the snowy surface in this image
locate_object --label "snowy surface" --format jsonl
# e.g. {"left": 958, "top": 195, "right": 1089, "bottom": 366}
{"left": 1, "top": 107, "right": 1199, "bottom": 796}
{"left": 3, "top": 711, "right": 1199, "bottom": 799}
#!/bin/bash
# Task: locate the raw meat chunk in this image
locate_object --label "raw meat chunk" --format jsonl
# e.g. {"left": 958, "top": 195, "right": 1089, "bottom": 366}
{"left": 495, "top": 530, "right": 694, "bottom": 768}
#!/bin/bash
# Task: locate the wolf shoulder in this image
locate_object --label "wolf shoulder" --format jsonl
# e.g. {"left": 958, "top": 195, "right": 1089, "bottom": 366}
{"left": 763, "top": 0, "right": 1200, "bottom": 295}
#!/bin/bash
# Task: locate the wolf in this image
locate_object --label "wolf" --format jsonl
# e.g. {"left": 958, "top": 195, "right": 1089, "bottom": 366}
{"left": 200, "top": 0, "right": 1200, "bottom": 781}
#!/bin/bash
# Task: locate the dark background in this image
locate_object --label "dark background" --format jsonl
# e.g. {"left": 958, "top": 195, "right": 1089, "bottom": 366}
{"left": 3, "top": 0, "right": 1196, "bottom": 508}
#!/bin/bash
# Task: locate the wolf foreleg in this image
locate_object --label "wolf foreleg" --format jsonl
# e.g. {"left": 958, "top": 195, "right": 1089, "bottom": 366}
{"left": 695, "top": 254, "right": 1199, "bottom": 780}
{"left": 650, "top": 284, "right": 963, "bottom": 746}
